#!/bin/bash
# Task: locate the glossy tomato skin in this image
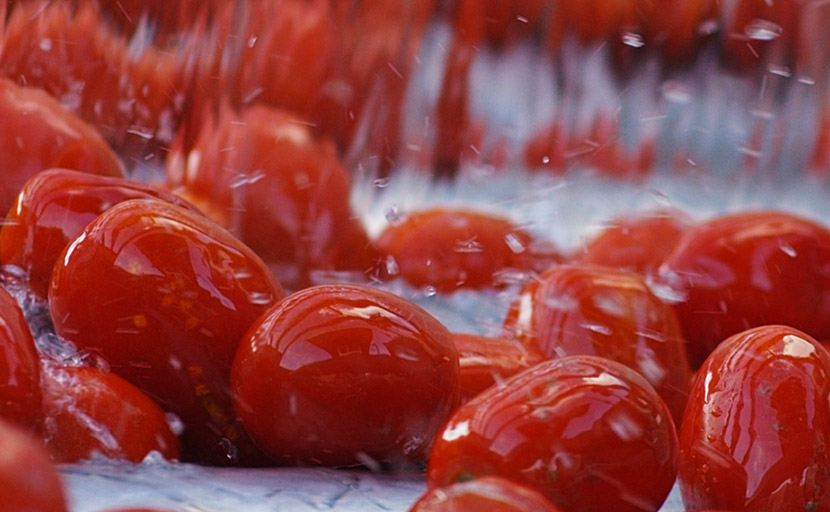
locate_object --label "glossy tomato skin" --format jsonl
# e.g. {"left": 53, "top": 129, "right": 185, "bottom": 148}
{"left": 232, "top": 284, "right": 459, "bottom": 467}
{"left": 0, "top": 285, "right": 42, "bottom": 432}
{"left": 410, "top": 475, "right": 564, "bottom": 512}
{"left": 0, "top": 168, "right": 199, "bottom": 298}
{"left": 679, "top": 325, "right": 830, "bottom": 511}
{"left": 167, "top": 104, "right": 374, "bottom": 291}
{"left": 41, "top": 364, "right": 180, "bottom": 463}
{"left": 427, "top": 355, "right": 678, "bottom": 512}
{"left": 49, "top": 198, "right": 285, "bottom": 465}
{"left": 502, "top": 264, "right": 692, "bottom": 425}
{"left": 375, "top": 209, "right": 560, "bottom": 293}
{"left": 0, "top": 418, "right": 68, "bottom": 512}
{"left": 578, "top": 210, "right": 691, "bottom": 274}
{"left": 658, "top": 211, "right": 830, "bottom": 368}
{"left": 0, "top": 78, "right": 123, "bottom": 215}
{"left": 453, "top": 333, "right": 544, "bottom": 404}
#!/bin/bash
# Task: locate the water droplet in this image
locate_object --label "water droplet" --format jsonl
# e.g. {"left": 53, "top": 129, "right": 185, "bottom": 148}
{"left": 778, "top": 240, "right": 797, "bottom": 258}
{"left": 661, "top": 81, "right": 691, "bottom": 104}
{"left": 385, "top": 206, "right": 404, "bottom": 225}
{"left": 39, "top": 38, "right": 52, "bottom": 52}
{"left": 165, "top": 412, "right": 185, "bottom": 436}
{"left": 541, "top": 156, "right": 551, "bottom": 164}
{"left": 247, "top": 36, "right": 257, "bottom": 48}
{"left": 423, "top": 285, "right": 437, "bottom": 297}
{"left": 621, "top": 32, "right": 645, "bottom": 48}
{"left": 383, "top": 255, "right": 399, "bottom": 276}
{"left": 745, "top": 19, "right": 783, "bottom": 41}
{"left": 504, "top": 233, "right": 526, "bottom": 254}
{"left": 218, "top": 438, "right": 239, "bottom": 463}
{"left": 355, "top": 451, "right": 382, "bottom": 472}
{"left": 767, "top": 64, "right": 792, "bottom": 78}
{"left": 698, "top": 19, "right": 719, "bottom": 36}
{"left": 581, "top": 323, "right": 613, "bottom": 335}
{"left": 373, "top": 177, "right": 391, "bottom": 188}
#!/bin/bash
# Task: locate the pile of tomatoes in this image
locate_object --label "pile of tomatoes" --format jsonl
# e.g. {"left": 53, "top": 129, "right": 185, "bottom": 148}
{"left": 1, "top": 1, "right": 830, "bottom": 512}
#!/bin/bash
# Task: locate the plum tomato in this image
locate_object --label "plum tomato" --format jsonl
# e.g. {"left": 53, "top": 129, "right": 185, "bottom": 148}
{"left": 427, "top": 355, "right": 678, "bottom": 512}
{"left": 167, "top": 104, "right": 375, "bottom": 290}
{"left": 0, "top": 78, "right": 123, "bottom": 215}
{"left": 49, "top": 198, "right": 285, "bottom": 465}
{"left": 0, "top": 168, "right": 200, "bottom": 298}
{"left": 679, "top": 325, "right": 830, "bottom": 510}
{"left": 374, "top": 209, "right": 561, "bottom": 293}
{"left": 0, "top": 284, "right": 42, "bottom": 432}
{"left": 410, "top": 475, "right": 564, "bottom": 512}
{"left": 502, "top": 264, "right": 692, "bottom": 425}
{"left": 658, "top": 210, "right": 830, "bottom": 368}
{"left": 453, "top": 333, "right": 543, "bottom": 404}
{"left": 231, "top": 284, "right": 459, "bottom": 467}
{"left": 577, "top": 209, "right": 692, "bottom": 274}
{"left": 41, "top": 364, "right": 181, "bottom": 463}
{"left": 1, "top": 1, "right": 187, "bottom": 168}
{"left": 0, "top": 418, "right": 68, "bottom": 512}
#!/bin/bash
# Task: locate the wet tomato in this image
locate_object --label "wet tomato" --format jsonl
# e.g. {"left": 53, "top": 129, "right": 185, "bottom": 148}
{"left": 578, "top": 209, "right": 692, "bottom": 274}
{"left": 41, "top": 364, "right": 181, "bottom": 463}
{"left": 0, "top": 284, "right": 42, "bottom": 432}
{"left": 374, "top": 209, "right": 561, "bottom": 293}
{"left": 232, "top": 284, "right": 459, "bottom": 467}
{"left": 0, "top": 418, "right": 68, "bottom": 512}
{"left": 658, "top": 211, "right": 830, "bottom": 368}
{"left": 49, "top": 198, "right": 285, "bottom": 465}
{"left": 679, "top": 325, "right": 830, "bottom": 510}
{"left": 0, "top": 78, "right": 123, "bottom": 215}
{"left": 0, "top": 168, "right": 199, "bottom": 298}
{"left": 427, "top": 355, "right": 678, "bottom": 512}
{"left": 502, "top": 264, "right": 692, "bottom": 424}
{"left": 410, "top": 475, "right": 564, "bottom": 512}
{"left": 167, "top": 104, "right": 374, "bottom": 290}
{"left": 453, "top": 333, "right": 543, "bottom": 404}
{"left": 1, "top": 1, "right": 187, "bottom": 168}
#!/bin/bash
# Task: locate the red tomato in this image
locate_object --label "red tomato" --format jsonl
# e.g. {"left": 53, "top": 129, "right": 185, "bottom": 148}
{"left": 0, "top": 78, "right": 123, "bottom": 215}
{"left": 232, "top": 284, "right": 459, "bottom": 467}
{"left": 0, "top": 168, "right": 199, "bottom": 298}
{"left": 453, "top": 333, "right": 543, "bottom": 404}
{"left": 578, "top": 210, "right": 692, "bottom": 274}
{"left": 374, "top": 209, "right": 561, "bottom": 293}
{"left": 658, "top": 211, "right": 830, "bottom": 368}
{"left": 548, "top": 0, "right": 647, "bottom": 47}
{"left": 647, "top": 0, "right": 719, "bottom": 63}
{"left": 410, "top": 476, "right": 564, "bottom": 512}
{"left": 0, "top": 418, "right": 68, "bottom": 512}
{"left": 0, "top": 1, "right": 184, "bottom": 168}
{"left": 679, "top": 325, "right": 830, "bottom": 510}
{"left": 49, "top": 198, "right": 285, "bottom": 465}
{"left": 502, "top": 264, "right": 692, "bottom": 425}
{"left": 0, "top": 285, "right": 42, "bottom": 432}
{"left": 167, "top": 104, "right": 374, "bottom": 290}
{"left": 427, "top": 355, "right": 678, "bottom": 512}
{"left": 41, "top": 364, "right": 180, "bottom": 463}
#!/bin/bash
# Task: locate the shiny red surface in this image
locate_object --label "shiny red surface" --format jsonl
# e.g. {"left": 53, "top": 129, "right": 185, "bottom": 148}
{"left": 0, "top": 285, "right": 42, "bottom": 432}
{"left": 0, "top": 78, "right": 123, "bottom": 216}
{"left": 375, "top": 209, "right": 560, "bottom": 293}
{"left": 167, "top": 104, "right": 374, "bottom": 290}
{"left": 658, "top": 211, "right": 830, "bottom": 368}
{"left": 427, "top": 355, "right": 678, "bottom": 512}
{"left": 410, "top": 476, "right": 563, "bottom": 512}
{"left": 502, "top": 264, "right": 692, "bottom": 425}
{"left": 0, "top": 169, "right": 198, "bottom": 298}
{"left": 49, "top": 198, "right": 285, "bottom": 465}
{"left": 453, "top": 333, "right": 543, "bottom": 405}
{"left": 0, "top": 418, "right": 68, "bottom": 512}
{"left": 232, "top": 284, "right": 459, "bottom": 467}
{"left": 679, "top": 325, "right": 830, "bottom": 510}
{"left": 41, "top": 365, "right": 180, "bottom": 463}
{"left": 578, "top": 210, "right": 691, "bottom": 274}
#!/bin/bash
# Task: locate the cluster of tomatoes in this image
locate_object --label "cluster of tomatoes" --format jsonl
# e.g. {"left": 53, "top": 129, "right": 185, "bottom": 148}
{"left": 1, "top": 1, "right": 830, "bottom": 512}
